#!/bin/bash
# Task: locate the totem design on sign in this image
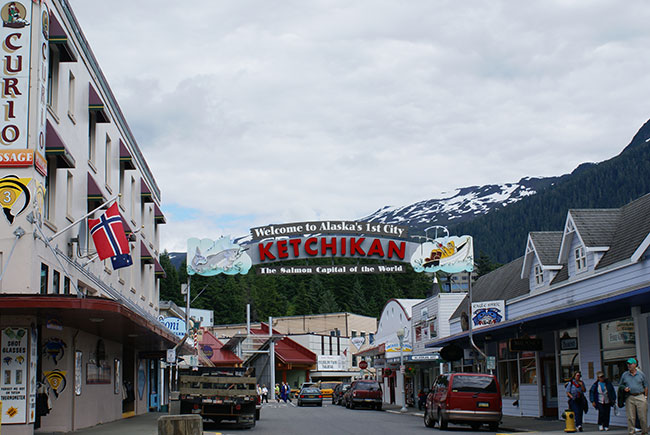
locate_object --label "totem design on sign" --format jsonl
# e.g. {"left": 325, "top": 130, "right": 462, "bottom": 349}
{"left": 0, "top": 175, "right": 31, "bottom": 223}
{"left": 43, "top": 337, "right": 67, "bottom": 364}
{"left": 1, "top": 1, "right": 32, "bottom": 148}
{"left": 410, "top": 235, "right": 474, "bottom": 273}
{"left": 44, "top": 370, "right": 67, "bottom": 397}
{"left": 187, "top": 237, "right": 252, "bottom": 276}
{"left": 471, "top": 300, "right": 505, "bottom": 329}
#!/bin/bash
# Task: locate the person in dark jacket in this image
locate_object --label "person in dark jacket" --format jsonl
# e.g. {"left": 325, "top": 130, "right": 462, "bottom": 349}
{"left": 590, "top": 371, "right": 616, "bottom": 431}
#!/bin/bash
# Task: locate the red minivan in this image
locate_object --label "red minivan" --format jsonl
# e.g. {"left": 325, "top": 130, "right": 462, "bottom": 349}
{"left": 424, "top": 373, "right": 502, "bottom": 431}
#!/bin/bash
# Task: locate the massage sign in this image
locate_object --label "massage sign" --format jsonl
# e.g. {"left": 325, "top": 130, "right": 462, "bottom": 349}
{"left": 187, "top": 221, "right": 475, "bottom": 276}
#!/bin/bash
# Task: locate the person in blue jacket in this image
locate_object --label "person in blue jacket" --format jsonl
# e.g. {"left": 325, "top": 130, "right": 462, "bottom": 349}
{"left": 566, "top": 371, "right": 587, "bottom": 432}
{"left": 590, "top": 371, "right": 616, "bottom": 431}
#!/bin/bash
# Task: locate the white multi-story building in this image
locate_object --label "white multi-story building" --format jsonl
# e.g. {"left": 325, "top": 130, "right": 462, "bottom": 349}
{"left": 0, "top": 2, "right": 177, "bottom": 434}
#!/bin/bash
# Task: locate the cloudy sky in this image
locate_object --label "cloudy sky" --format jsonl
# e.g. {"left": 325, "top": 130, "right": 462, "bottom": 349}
{"left": 68, "top": 0, "right": 650, "bottom": 252}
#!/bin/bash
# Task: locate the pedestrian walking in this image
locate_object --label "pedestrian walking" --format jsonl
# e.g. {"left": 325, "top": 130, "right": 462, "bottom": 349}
{"left": 262, "top": 384, "right": 269, "bottom": 403}
{"left": 417, "top": 389, "right": 426, "bottom": 410}
{"left": 275, "top": 383, "right": 280, "bottom": 403}
{"left": 620, "top": 358, "right": 648, "bottom": 435}
{"left": 590, "top": 371, "right": 616, "bottom": 431}
{"left": 566, "top": 370, "right": 587, "bottom": 432}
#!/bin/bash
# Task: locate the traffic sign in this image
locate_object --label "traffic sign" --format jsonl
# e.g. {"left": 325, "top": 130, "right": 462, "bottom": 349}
{"left": 166, "top": 349, "right": 176, "bottom": 364}
{"left": 359, "top": 360, "right": 368, "bottom": 370}
{"left": 400, "top": 365, "right": 405, "bottom": 374}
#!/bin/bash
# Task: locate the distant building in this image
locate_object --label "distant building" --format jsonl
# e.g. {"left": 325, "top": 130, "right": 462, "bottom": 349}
{"left": 190, "top": 308, "right": 214, "bottom": 327}
{"left": 209, "top": 312, "right": 377, "bottom": 339}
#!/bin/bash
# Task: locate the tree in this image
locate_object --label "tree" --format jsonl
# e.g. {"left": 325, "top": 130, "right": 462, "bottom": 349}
{"left": 159, "top": 251, "right": 182, "bottom": 305}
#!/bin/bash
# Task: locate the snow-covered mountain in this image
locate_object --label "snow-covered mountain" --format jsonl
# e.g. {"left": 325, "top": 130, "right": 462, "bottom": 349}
{"left": 362, "top": 176, "right": 558, "bottom": 230}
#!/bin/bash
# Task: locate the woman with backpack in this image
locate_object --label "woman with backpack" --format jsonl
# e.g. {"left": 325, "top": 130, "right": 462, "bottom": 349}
{"left": 590, "top": 371, "right": 616, "bottom": 431}
{"left": 566, "top": 371, "right": 587, "bottom": 432}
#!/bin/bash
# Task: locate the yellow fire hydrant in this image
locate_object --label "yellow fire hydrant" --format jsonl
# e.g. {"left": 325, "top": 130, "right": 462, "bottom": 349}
{"left": 562, "top": 408, "right": 576, "bottom": 433}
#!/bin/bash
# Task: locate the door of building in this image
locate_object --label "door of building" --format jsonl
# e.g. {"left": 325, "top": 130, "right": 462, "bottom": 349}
{"left": 541, "top": 357, "right": 558, "bottom": 417}
{"left": 389, "top": 374, "right": 395, "bottom": 404}
{"left": 148, "top": 360, "right": 159, "bottom": 411}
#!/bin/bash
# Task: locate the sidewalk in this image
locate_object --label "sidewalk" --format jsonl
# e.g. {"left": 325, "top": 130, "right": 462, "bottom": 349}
{"left": 382, "top": 404, "right": 629, "bottom": 434}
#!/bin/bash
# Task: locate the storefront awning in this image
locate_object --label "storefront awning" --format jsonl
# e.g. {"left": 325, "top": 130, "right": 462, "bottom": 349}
{"left": 87, "top": 173, "right": 106, "bottom": 203}
{"left": 427, "top": 283, "right": 650, "bottom": 349}
{"left": 48, "top": 12, "right": 76, "bottom": 62}
{"left": 354, "top": 343, "right": 385, "bottom": 357}
{"left": 154, "top": 203, "right": 166, "bottom": 224}
{"left": 141, "top": 179, "right": 154, "bottom": 203}
{"left": 141, "top": 241, "right": 154, "bottom": 264}
{"left": 89, "top": 84, "right": 109, "bottom": 123}
{"left": 0, "top": 295, "right": 179, "bottom": 352}
{"left": 45, "top": 120, "right": 75, "bottom": 168}
{"left": 154, "top": 257, "right": 166, "bottom": 278}
{"left": 119, "top": 139, "right": 136, "bottom": 170}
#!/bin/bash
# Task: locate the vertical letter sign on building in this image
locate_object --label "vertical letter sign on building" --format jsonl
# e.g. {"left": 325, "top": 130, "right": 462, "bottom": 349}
{"left": 1, "top": 1, "right": 32, "bottom": 149}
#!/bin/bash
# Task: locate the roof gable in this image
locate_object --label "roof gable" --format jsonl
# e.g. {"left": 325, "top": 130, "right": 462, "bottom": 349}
{"left": 522, "top": 232, "right": 563, "bottom": 278}
{"left": 597, "top": 193, "right": 650, "bottom": 269}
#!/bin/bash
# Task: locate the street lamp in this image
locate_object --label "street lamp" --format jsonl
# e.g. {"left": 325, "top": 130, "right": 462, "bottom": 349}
{"left": 396, "top": 327, "right": 408, "bottom": 412}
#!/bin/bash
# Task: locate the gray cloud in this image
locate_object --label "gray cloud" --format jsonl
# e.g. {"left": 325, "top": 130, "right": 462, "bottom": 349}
{"left": 69, "top": 0, "right": 650, "bottom": 250}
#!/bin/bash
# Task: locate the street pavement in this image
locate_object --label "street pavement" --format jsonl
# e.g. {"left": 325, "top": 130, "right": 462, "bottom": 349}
{"left": 39, "top": 399, "right": 632, "bottom": 434}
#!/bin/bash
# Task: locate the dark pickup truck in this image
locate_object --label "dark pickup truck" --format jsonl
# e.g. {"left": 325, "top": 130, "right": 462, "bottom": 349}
{"left": 178, "top": 367, "right": 259, "bottom": 429}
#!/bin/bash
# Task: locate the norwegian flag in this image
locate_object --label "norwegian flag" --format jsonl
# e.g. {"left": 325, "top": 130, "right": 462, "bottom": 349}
{"left": 88, "top": 202, "right": 133, "bottom": 270}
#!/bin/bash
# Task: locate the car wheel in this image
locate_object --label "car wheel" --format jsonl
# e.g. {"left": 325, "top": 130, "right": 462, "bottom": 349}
{"left": 298, "top": 401, "right": 302, "bottom": 407}
{"left": 375, "top": 403, "right": 382, "bottom": 411}
{"left": 437, "top": 409, "right": 448, "bottom": 430}
{"left": 424, "top": 409, "right": 436, "bottom": 428}
{"left": 488, "top": 422, "right": 499, "bottom": 431}
{"left": 470, "top": 423, "right": 481, "bottom": 431}
{"left": 350, "top": 401, "right": 356, "bottom": 409}
{"left": 345, "top": 400, "right": 350, "bottom": 409}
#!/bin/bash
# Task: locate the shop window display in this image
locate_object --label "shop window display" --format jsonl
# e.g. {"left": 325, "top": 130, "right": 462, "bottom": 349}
{"left": 559, "top": 328, "right": 579, "bottom": 382}
{"left": 600, "top": 318, "right": 635, "bottom": 384}
{"left": 498, "top": 341, "right": 519, "bottom": 397}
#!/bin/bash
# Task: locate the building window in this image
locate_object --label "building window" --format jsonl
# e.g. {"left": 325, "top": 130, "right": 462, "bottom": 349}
{"left": 88, "top": 111, "right": 97, "bottom": 166}
{"left": 559, "top": 328, "right": 579, "bottom": 382}
{"left": 351, "top": 330, "right": 357, "bottom": 337}
{"left": 130, "top": 176, "right": 136, "bottom": 223}
{"left": 352, "top": 355, "right": 357, "bottom": 366}
{"left": 64, "top": 276, "right": 71, "bottom": 295}
{"left": 66, "top": 171, "right": 73, "bottom": 220}
{"left": 47, "top": 47, "right": 60, "bottom": 112}
{"left": 497, "top": 341, "right": 519, "bottom": 397}
{"left": 575, "top": 246, "right": 586, "bottom": 271}
{"left": 600, "top": 318, "right": 636, "bottom": 384}
{"left": 534, "top": 264, "right": 543, "bottom": 285}
{"left": 52, "top": 270, "right": 60, "bottom": 294}
{"left": 44, "top": 159, "right": 55, "bottom": 221}
{"left": 67, "top": 71, "right": 75, "bottom": 119}
{"left": 105, "top": 134, "right": 112, "bottom": 189}
{"left": 40, "top": 263, "right": 49, "bottom": 294}
{"left": 415, "top": 326, "right": 422, "bottom": 342}
{"left": 520, "top": 345, "right": 537, "bottom": 384}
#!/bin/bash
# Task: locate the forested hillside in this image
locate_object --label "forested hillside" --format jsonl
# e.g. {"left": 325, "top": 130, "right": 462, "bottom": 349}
{"left": 450, "top": 119, "right": 650, "bottom": 263}
{"left": 160, "top": 254, "right": 434, "bottom": 324}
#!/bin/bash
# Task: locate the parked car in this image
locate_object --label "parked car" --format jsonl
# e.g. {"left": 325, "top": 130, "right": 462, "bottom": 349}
{"left": 424, "top": 373, "right": 502, "bottom": 431}
{"left": 319, "top": 381, "right": 341, "bottom": 399}
{"left": 344, "top": 380, "right": 382, "bottom": 410}
{"left": 297, "top": 387, "right": 323, "bottom": 407}
{"left": 332, "top": 383, "right": 351, "bottom": 405}
{"left": 295, "top": 382, "right": 317, "bottom": 398}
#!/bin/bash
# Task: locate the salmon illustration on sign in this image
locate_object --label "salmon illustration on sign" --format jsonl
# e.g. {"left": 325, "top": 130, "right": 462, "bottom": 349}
{"left": 187, "top": 237, "right": 252, "bottom": 276}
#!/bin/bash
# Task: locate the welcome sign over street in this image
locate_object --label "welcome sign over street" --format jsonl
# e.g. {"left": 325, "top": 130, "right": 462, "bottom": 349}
{"left": 188, "top": 220, "right": 474, "bottom": 276}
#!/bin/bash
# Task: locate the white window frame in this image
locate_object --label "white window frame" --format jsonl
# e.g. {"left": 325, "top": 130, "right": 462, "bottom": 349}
{"left": 534, "top": 264, "right": 543, "bottom": 285}
{"left": 575, "top": 246, "right": 586, "bottom": 272}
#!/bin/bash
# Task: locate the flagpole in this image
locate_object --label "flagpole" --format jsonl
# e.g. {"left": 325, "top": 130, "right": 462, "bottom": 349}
{"left": 48, "top": 194, "right": 119, "bottom": 242}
